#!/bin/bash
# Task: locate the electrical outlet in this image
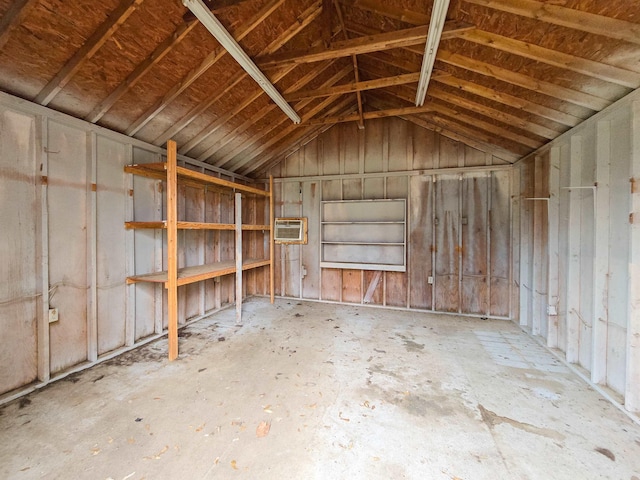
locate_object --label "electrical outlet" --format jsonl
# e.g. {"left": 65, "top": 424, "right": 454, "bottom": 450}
{"left": 428, "top": 276, "right": 434, "bottom": 284}
{"left": 48, "top": 308, "right": 59, "bottom": 323}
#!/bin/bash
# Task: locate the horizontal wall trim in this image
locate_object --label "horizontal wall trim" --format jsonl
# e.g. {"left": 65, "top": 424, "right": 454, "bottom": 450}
{"left": 262, "top": 163, "right": 512, "bottom": 183}
{"left": 0, "top": 91, "right": 253, "bottom": 183}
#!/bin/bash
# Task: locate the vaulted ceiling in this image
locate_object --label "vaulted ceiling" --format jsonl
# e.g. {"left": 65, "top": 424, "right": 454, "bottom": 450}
{"left": 0, "top": 0, "right": 638, "bottom": 177}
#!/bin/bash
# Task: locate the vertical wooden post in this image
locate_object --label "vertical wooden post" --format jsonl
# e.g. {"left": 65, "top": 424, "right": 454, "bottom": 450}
{"left": 36, "top": 116, "right": 50, "bottom": 383}
{"left": 166, "top": 140, "right": 178, "bottom": 361}
{"left": 547, "top": 147, "right": 561, "bottom": 349}
{"left": 592, "top": 120, "right": 611, "bottom": 384}
{"left": 626, "top": 100, "right": 640, "bottom": 412}
{"left": 87, "top": 132, "right": 98, "bottom": 362}
{"left": 269, "top": 176, "right": 275, "bottom": 304}
{"left": 124, "top": 143, "right": 136, "bottom": 347}
{"left": 566, "top": 136, "right": 583, "bottom": 364}
{"left": 235, "top": 192, "right": 243, "bottom": 323}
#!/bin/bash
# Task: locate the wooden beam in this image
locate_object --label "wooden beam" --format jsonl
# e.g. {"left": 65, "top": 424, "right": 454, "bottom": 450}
{"left": 86, "top": 20, "right": 198, "bottom": 123}
{"left": 194, "top": 61, "right": 340, "bottom": 161}
{"left": 178, "top": 31, "right": 339, "bottom": 156}
{"left": 234, "top": 96, "right": 354, "bottom": 174}
{"left": 433, "top": 74, "right": 582, "bottom": 128}
{"left": 400, "top": 113, "right": 520, "bottom": 163}
{"left": 35, "top": 0, "right": 145, "bottom": 106}
{"left": 166, "top": 139, "right": 178, "bottom": 361}
{"left": 458, "top": 29, "right": 640, "bottom": 89}
{"left": 427, "top": 85, "right": 558, "bottom": 139}
{"left": 0, "top": 0, "right": 39, "bottom": 51}
{"left": 257, "top": 21, "right": 473, "bottom": 69}
{"left": 285, "top": 72, "right": 421, "bottom": 101}
{"left": 214, "top": 67, "right": 353, "bottom": 168}
{"left": 124, "top": 0, "right": 292, "bottom": 136}
{"left": 359, "top": 56, "right": 574, "bottom": 130}
{"left": 323, "top": 0, "right": 333, "bottom": 48}
{"left": 333, "top": 0, "right": 364, "bottom": 128}
{"left": 464, "top": 0, "right": 640, "bottom": 46}
{"left": 380, "top": 88, "right": 544, "bottom": 149}
{"left": 240, "top": 99, "right": 356, "bottom": 175}
{"left": 437, "top": 49, "right": 611, "bottom": 111}
{"left": 303, "top": 103, "right": 437, "bottom": 125}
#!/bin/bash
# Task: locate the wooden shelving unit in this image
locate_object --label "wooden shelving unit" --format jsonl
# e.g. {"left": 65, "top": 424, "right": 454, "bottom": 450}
{"left": 125, "top": 140, "right": 274, "bottom": 360}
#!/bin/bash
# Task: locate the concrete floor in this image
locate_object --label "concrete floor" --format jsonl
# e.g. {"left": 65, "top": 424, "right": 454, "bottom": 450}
{"left": 1, "top": 298, "right": 640, "bottom": 480}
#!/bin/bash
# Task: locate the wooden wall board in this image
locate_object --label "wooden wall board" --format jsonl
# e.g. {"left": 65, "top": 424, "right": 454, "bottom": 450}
{"left": 363, "top": 177, "right": 385, "bottom": 199}
{"left": 532, "top": 155, "right": 549, "bottom": 337}
{"left": 434, "top": 175, "right": 461, "bottom": 313}
{"left": 490, "top": 170, "right": 511, "bottom": 317}
{"left": 204, "top": 189, "right": 221, "bottom": 311}
{"left": 342, "top": 123, "right": 360, "bottom": 175}
{"left": 386, "top": 175, "right": 409, "bottom": 199}
{"left": 301, "top": 181, "right": 320, "bottom": 299}
{"left": 461, "top": 174, "right": 489, "bottom": 315}
{"left": 47, "top": 121, "right": 89, "bottom": 374}
{"left": 0, "top": 108, "right": 38, "bottom": 395}
{"left": 412, "top": 125, "right": 436, "bottom": 170}
{"left": 302, "top": 138, "right": 319, "bottom": 177}
{"left": 363, "top": 270, "right": 384, "bottom": 305}
{"left": 364, "top": 120, "right": 384, "bottom": 173}
{"left": 96, "top": 135, "right": 127, "bottom": 355}
{"left": 321, "top": 268, "right": 342, "bottom": 301}
{"left": 342, "top": 269, "right": 362, "bottom": 303}
{"left": 342, "top": 178, "right": 362, "bottom": 200}
{"left": 388, "top": 118, "right": 410, "bottom": 172}
{"left": 282, "top": 181, "right": 301, "bottom": 297}
{"left": 409, "top": 175, "right": 433, "bottom": 310}
{"left": 385, "top": 271, "right": 408, "bottom": 308}
{"left": 320, "top": 127, "right": 341, "bottom": 175}
{"left": 438, "top": 137, "right": 460, "bottom": 169}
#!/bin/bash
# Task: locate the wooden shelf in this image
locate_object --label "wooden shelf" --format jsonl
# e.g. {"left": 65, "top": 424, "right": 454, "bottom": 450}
{"left": 124, "top": 141, "right": 275, "bottom": 361}
{"left": 125, "top": 162, "right": 269, "bottom": 196}
{"left": 125, "top": 221, "right": 270, "bottom": 231}
{"left": 126, "top": 258, "right": 271, "bottom": 287}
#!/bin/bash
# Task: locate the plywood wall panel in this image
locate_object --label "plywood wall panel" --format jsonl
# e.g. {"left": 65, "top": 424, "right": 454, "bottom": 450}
{"left": 204, "top": 190, "right": 221, "bottom": 311}
{"left": 363, "top": 177, "right": 385, "bottom": 199}
{"left": 385, "top": 272, "right": 408, "bottom": 308}
{"left": 342, "top": 269, "right": 362, "bottom": 303}
{"left": 322, "top": 179, "right": 341, "bottom": 201}
{"left": 364, "top": 120, "right": 384, "bottom": 173}
{"left": 96, "top": 136, "right": 127, "bottom": 355}
{"left": 388, "top": 118, "right": 410, "bottom": 172}
{"left": 0, "top": 108, "right": 38, "bottom": 394}
{"left": 342, "top": 178, "right": 362, "bottom": 200}
{"left": 409, "top": 175, "right": 433, "bottom": 310}
{"left": 386, "top": 176, "right": 409, "bottom": 199}
{"left": 412, "top": 125, "right": 436, "bottom": 170}
{"left": 342, "top": 123, "right": 360, "bottom": 175}
{"left": 490, "top": 170, "right": 511, "bottom": 317}
{"left": 302, "top": 181, "right": 320, "bottom": 299}
{"left": 434, "top": 175, "right": 460, "bottom": 312}
{"left": 321, "top": 268, "right": 341, "bottom": 301}
{"left": 282, "top": 181, "right": 301, "bottom": 298}
{"left": 461, "top": 174, "right": 489, "bottom": 315}
{"left": 438, "top": 137, "right": 459, "bottom": 169}
{"left": 321, "top": 128, "right": 340, "bottom": 175}
{"left": 47, "top": 121, "right": 88, "bottom": 374}
{"left": 302, "top": 139, "right": 319, "bottom": 177}
{"left": 363, "top": 270, "right": 384, "bottom": 305}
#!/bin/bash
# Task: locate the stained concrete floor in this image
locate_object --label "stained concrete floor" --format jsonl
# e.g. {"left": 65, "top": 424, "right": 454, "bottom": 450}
{"left": 1, "top": 298, "right": 640, "bottom": 480}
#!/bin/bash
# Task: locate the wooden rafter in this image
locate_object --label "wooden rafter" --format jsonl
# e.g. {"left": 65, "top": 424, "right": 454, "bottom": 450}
{"left": 86, "top": 20, "right": 198, "bottom": 123}
{"left": 357, "top": 64, "right": 557, "bottom": 139}
{"left": 458, "top": 29, "right": 640, "bottom": 89}
{"left": 436, "top": 49, "right": 612, "bottom": 111}
{"left": 257, "top": 21, "right": 474, "bottom": 69}
{"left": 216, "top": 67, "right": 354, "bottom": 168}
{"left": 376, "top": 90, "right": 543, "bottom": 149}
{"left": 178, "top": 32, "right": 340, "bottom": 156}
{"left": 0, "top": 0, "right": 39, "bottom": 51}
{"left": 433, "top": 75, "right": 582, "bottom": 128}
{"left": 360, "top": 54, "right": 580, "bottom": 128}
{"left": 124, "top": 0, "right": 294, "bottom": 136}
{"left": 240, "top": 98, "right": 357, "bottom": 175}
{"left": 302, "top": 104, "right": 437, "bottom": 125}
{"left": 401, "top": 114, "right": 520, "bottom": 163}
{"left": 285, "top": 72, "right": 421, "bottom": 101}
{"left": 194, "top": 61, "right": 340, "bottom": 162}
{"left": 333, "top": 0, "right": 364, "bottom": 128}
{"left": 35, "top": 0, "right": 145, "bottom": 106}
{"left": 464, "top": 0, "right": 640, "bottom": 46}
